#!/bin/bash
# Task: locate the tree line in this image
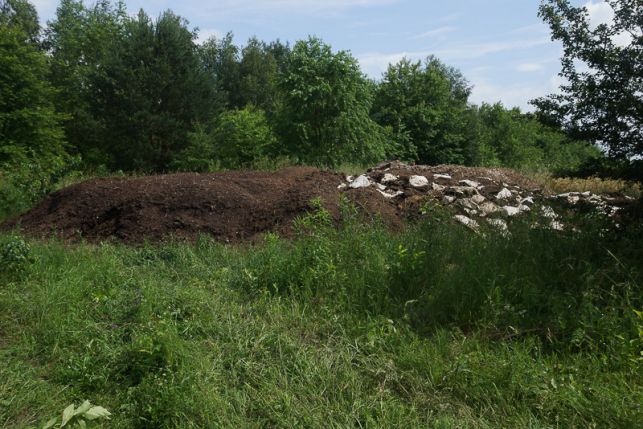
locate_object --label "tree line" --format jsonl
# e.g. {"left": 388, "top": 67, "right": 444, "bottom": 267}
{"left": 3, "top": 0, "right": 629, "bottom": 213}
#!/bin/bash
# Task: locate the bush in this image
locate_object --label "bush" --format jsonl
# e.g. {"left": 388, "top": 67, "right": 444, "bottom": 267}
{"left": 173, "top": 106, "right": 277, "bottom": 171}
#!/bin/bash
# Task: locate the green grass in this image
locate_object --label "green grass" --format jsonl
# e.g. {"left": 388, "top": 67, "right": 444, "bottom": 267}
{"left": 0, "top": 204, "right": 641, "bottom": 428}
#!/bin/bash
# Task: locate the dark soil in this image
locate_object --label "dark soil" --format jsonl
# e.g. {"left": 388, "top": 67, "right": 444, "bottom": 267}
{"left": 3, "top": 167, "right": 400, "bottom": 244}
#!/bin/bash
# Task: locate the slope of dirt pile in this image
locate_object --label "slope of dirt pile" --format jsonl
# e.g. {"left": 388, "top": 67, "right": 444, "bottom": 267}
{"left": 4, "top": 162, "right": 635, "bottom": 243}
{"left": 3, "top": 167, "right": 398, "bottom": 244}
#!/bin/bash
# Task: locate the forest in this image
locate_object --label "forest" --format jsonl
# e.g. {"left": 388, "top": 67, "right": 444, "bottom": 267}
{"left": 1, "top": 0, "right": 615, "bottom": 218}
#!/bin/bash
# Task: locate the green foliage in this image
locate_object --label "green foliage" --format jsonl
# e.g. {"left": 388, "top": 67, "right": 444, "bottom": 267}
{"left": 0, "top": 0, "right": 39, "bottom": 43}
{"left": 277, "top": 37, "right": 387, "bottom": 167}
{"left": 93, "top": 9, "right": 214, "bottom": 171}
{"left": 0, "top": 24, "right": 73, "bottom": 218}
{"left": 41, "top": 400, "right": 111, "bottom": 429}
{"left": 1, "top": 210, "right": 640, "bottom": 428}
{"left": 0, "top": 234, "right": 32, "bottom": 275}
{"left": 472, "top": 102, "right": 601, "bottom": 172}
{"left": 533, "top": 0, "right": 643, "bottom": 160}
{"left": 372, "top": 57, "right": 473, "bottom": 165}
{"left": 45, "top": 0, "right": 126, "bottom": 167}
{"left": 175, "top": 106, "right": 278, "bottom": 171}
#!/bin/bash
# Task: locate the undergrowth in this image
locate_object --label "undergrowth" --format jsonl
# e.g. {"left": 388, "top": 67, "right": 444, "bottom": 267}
{"left": 0, "top": 204, "right": 641, "bottom": 428}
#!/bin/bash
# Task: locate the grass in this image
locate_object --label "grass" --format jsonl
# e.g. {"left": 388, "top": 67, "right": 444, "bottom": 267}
{"left": 0, "top": 203, "right": 641, "bottom": 428}
{"left": 532, "top": 173, "right": 642, "bottom": 198}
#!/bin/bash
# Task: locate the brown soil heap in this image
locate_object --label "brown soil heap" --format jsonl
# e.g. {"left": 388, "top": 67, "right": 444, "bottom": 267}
{"left": 3, "top": 167, "right": 397, "bottom": 244}
{"left": 4, "top": 162, "right": 633, "bottom": 244}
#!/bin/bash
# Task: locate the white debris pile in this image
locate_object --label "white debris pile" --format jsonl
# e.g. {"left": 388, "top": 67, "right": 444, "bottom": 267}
{"left": 335, "top": 160, "right": 634, "bottom": 232}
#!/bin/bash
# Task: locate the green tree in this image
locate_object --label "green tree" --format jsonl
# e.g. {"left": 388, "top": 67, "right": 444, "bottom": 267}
{"left": 0, "top": 24, "right": 71, "bottom": 216}
{"left": 174, "top": 106, "right": 277, "bottom": 171}
{"left": 0, "top": 0, "right": 39, "bottom": 43}
{"left": 237, "top": 37, "right": 279, "bottom": 112}
{"left": 533, "top": 0, "right": 642, "bottom": 160}
{"left": 372, "top": 57, "right": 473, "bottom": 165}
{"left": 198, "top": 32, "right": 240, "bottom": 112}
{"left": 277, "top": 37, "right": 386, "bottom": 166}
{"left": 45, "top": 0, "right": 126, "bottom": 165}
{"left": 92, "top": 9, "right": 214, "bottom": 171}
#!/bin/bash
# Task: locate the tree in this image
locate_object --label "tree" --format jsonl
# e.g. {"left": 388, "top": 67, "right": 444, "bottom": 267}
{"left": 277, "top": 37, "right": 386, "bottom": 166}
{"left": 92, "top": 9, "right": 214, "bottom": 171}
{"left": 0, "top": 0, "right": 39, "bottom": 43}
{"left": 44, "top": 0, "right": 126, "bottom": 165}
{"left": 0, "top": 24, "right": 71, "bottom": 215}
{"left": 372, "top": 57, "right": 473, "bottom": 165}
{"left": 174, "top": 106, "right": 277, "bottom": 171}
{"left": 237, "top": 37, "right": 279, "bottom": 112}
{"left": 533, "top": 0, "right": 642, "bottom": 160}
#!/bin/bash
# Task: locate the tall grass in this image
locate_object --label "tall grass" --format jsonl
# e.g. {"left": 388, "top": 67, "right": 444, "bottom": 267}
{"left": 0, "top": 205, "right": 641, "bottom": 428}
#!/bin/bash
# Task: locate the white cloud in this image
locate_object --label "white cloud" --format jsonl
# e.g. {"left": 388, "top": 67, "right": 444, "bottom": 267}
{"left": 516, "top": 62, "right": 544, "bottom": 73}
{"left": 193, "top": 0, "right": 399, "bottom": 18}
{"left": 411, "top": 26, "right": 455, "bottom": 40}
{"left": 358, "top": 35, "right": 552, "bottom": 77}
{"left": 196, "top": 28, "right": 224, "bottom": 44}
{"left": 584, "top": 0, "right": 633, "bottom": 46}
{"left": 469, "top": 76, "right": 561, "bottom": 111}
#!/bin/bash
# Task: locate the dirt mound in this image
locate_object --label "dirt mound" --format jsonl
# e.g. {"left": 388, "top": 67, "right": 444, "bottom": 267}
{"left": 5, "top": 162, "right": 633, "bottom": 243}
{"left": 4, "top": 167, "right": 399, "bottom": 244}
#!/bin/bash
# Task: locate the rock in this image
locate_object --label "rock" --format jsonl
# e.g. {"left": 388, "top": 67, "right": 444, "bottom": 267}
{"left": 459, "top": 179, "right": 480, "bottom": 188}
{"left": 346, "top": 176, "right": 354, "bottom": 182}
{"left": 541, "top": 206, "right": 557, "bottom": 219}
{"left": 454, "top": 215, "right": 479, "bottom": 230}
{"left": 442, "top": 195, "right": 456, "bottom": 204}
{"left": 520, "top": 196, "right": 534, "bottom": 206}
{"left": 349, "top": 175, "right": 371, "bottom": 189}
{"left": 376, "top": 183, "right": 387, "bottom": 191}
{"left": 449, "top": 186, "right": 478, "bottom": 196}
{"left": 337, "top": 183, "right": 347, "bottom": 190}
{"left": 580, "top": 191, "right": 591, "bottom": 197}
{"left": 458, "top": 198, "right": 479, "bottom": 211}
{"left": 432, "top": 182, "right": 446, "bottom": 192}
{"left": 479, "top": 201, "right": 498, "bottom": 216}
{"left": 567, "top": 195, "right": 580, "bottom": 205}
{"left": 381, "top": 173, "right": 398, "bottom": 184}
{"left": 495, "top": 188, "right": 513, "bottom": 200}
{"left": 487, "top": 218, "right": 508, "bottom": 232}
{"left": 433, "top": 173, "right": 451, "bottom": 180}
{"left": 409, "top": 175, "right": 429, "bottom": 187}
{"left": 501, "top": 206, "right": 521, "bottom": 217}
{"left": 471, "top": 194, "right": 486, "bottom": 205}
{"left": 378, "top": 189, "right": 403, "bottom": 198}
{"left": 518, "top": 204, "right": 531, "bottom": 213}
{"left": 464, "top": 208, "right": 479, "bottom": 216}
{"left": 550, "top": 220, "right": 564, "bottom": 231}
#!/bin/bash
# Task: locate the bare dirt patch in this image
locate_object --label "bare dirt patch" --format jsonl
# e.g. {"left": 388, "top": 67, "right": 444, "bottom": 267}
{"left": 3, "top": 167, "right": 399, "bottom": 244}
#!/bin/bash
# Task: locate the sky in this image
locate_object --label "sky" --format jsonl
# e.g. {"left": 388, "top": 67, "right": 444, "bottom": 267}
{"left": 31, "top": 0, "right": 618, "bottom": 111}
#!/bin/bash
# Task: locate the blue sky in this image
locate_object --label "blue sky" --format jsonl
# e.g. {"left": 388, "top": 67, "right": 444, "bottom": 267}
{"left": 31, "top": 0, "right": 616, "bottom": 111}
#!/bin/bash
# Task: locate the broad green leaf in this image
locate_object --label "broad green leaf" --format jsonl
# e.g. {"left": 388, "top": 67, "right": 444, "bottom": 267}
{"left": 75, "top": 401, "right": 92, "bottom": 416}
{"left": 42, "top": 417, "right": 58, "bottom": 429}
{"left": 61, "top": 404, "right": 75, "bottom": 427}
{"left": 84, "top": 406, "right": 111, "bottom": 420}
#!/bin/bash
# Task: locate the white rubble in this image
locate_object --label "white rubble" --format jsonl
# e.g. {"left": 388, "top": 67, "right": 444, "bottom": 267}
{"left": 459, "top": 179, "right": 480, "bottom": 188}
{"left": 502, "top": 206, "right": 521, "bottom": 217}
{"left": 471, "top": 194, "right": 486, "bottom": 205}
{"left": 349, "top": 175, "right": 371, "bottom": 189}
{"left": 496, "top": 188, "right": 513, "bottom": 200}
{"left": 381, "top": 173, "right": 398, "bottom": 184}
{"left": 432, "top": 183, "right": 446, "bottom": 192}
{"left": 409, "top": 175, "right": 429, "bottom": 187}
{"left": 454, "top": 215, "right": 479, "bottom": 230}
{"left": 433, "top": 174, "right": 451, "bottom": 180}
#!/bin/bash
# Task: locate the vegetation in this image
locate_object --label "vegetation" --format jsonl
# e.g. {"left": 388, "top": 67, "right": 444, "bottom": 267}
{"left": 1, "top": 205, "right": 641, "bottom": 428}
{"left": 534, "top": 0, "right": 642, "bottom": 160}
